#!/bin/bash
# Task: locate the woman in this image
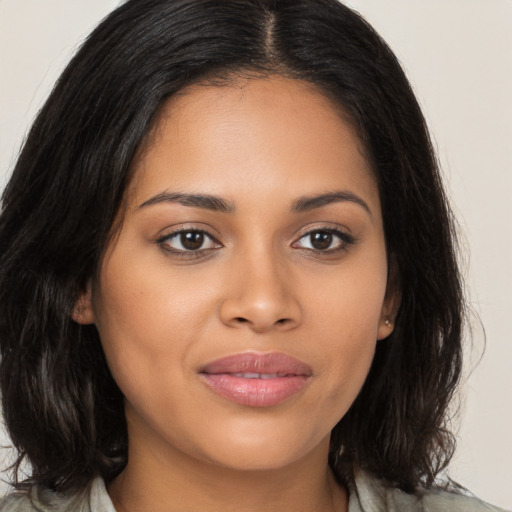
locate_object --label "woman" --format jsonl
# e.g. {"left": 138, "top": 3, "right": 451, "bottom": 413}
{"left": 0, "top": 0, "right": 506, "bottom": 510}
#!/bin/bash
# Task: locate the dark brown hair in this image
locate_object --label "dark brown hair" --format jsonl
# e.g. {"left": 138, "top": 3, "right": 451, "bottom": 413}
{"left": 0, "top": 0, "right": 463, "bottom": 495}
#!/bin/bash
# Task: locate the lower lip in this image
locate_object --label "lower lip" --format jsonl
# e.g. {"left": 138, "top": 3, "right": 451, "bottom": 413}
{"left": 200, "top": 374, "right": 310, "bottom": 407}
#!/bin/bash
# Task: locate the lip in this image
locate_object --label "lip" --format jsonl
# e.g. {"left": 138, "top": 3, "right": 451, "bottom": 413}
{"left": 199, "top": 352, "right": 312, "bottom": 407}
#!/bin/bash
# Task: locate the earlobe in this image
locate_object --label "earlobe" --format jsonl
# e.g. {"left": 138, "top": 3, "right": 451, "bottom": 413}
{"left": 377, "top": 260, "right": 401, "bottom": 340}
{"left": 72, "top": 281, "right": 95, "bottom": 325}
{"left": 377, "top": 316, "right": 395, "bottom": 340}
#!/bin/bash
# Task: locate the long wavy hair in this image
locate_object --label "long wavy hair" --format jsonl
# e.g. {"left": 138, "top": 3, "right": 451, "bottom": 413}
{"left": 0, "top": 0, "right": 463, "bottom": 495}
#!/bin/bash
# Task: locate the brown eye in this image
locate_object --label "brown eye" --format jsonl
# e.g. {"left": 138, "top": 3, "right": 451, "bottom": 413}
{"left": 159, "top": 230, "right": 220, "bottom": 253}
{"left": 293, "top": 228, "right": 355, "bottom": 253}
{"left": 310, "top": 231, "right": 333, "bottom": 250}
{"left": 180, "top": 231, "right": 205, "bottom": 250}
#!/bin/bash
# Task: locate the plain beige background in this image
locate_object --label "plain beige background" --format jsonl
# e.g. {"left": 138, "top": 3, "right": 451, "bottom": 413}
{"left": 0, "top": 0, "right": 510, "bottom": 508}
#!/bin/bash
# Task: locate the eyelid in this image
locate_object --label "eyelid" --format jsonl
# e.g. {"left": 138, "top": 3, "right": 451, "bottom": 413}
{"left": 291, "top": 222, "right": 354, "bottom": 240}
{"left": 155, "top": 222, "right": 222, "bottom": 240}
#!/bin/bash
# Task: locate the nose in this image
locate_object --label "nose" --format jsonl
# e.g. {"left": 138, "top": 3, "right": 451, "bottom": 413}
{"left": 219, "top": 250, "right": 302, "bottom": 333}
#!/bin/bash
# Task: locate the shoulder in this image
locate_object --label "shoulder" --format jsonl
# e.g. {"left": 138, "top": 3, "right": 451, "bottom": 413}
{"left": 0, "top": 493, "right": 34, "bottom": 512}
{"left": 0, "top": 477, "right": 115, "bottom": 512}
{"left": 420, "top": 489, "right": 509, "bottom": 512}
{"left": 0, "top": 489, "right": 85, "bottom": 512}
{"left": 350, "top": 469, "right": 510, "bottom": 512}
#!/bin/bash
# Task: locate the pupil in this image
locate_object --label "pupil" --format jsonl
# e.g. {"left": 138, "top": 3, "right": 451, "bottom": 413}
{"left": 181, "top": 231, "right": 204, "bottom": 250}
{"left": 311, "top": 231, "right": 332, "bottom": 250}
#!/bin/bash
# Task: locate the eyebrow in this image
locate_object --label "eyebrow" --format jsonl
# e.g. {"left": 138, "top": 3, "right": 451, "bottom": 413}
{"left": 138, "top": 189, "right": 371, "bottom": 216}
{"left": 138, "top": 192, "right": 234, "bottom": 213}
{"left": 291, "top": 190, "right": 372, "bottom": 216}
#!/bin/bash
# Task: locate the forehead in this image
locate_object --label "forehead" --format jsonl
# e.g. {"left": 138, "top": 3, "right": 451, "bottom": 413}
{"left": 127, "top": 75, "right": 378, "bottom": 211}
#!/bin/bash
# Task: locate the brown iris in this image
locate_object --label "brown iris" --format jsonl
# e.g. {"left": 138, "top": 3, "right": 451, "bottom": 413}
{"left": 180, "top": 231, "right": 205, "bottom": 250}
{"left": 310, "top": 231, "right": 333, "bottom": 250}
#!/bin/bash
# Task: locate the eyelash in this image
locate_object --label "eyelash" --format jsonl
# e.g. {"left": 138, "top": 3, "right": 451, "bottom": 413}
{"left": 156, "top": 227, "right": 356, "bottom": 257}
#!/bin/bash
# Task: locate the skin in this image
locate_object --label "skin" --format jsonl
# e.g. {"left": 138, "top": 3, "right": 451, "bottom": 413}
{"left": 76, "top": 76, "right": 398, "bottom": 512}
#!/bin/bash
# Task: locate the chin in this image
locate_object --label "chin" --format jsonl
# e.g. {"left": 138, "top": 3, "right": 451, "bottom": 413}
{"left": 206, "top": 447, "right": 308, "bottom": 473}
{"left": 194, "top": 422, "right": 329, "bottom": 473}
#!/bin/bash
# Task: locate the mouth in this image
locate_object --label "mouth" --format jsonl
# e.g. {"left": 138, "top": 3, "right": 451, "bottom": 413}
{"left": 199, "top": 352, "right": 312, "bottom": 407}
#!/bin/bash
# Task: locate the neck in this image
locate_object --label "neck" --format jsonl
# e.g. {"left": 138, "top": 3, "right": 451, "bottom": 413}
{"left": 108, "top": 419, "right": 348, "bottom": 512}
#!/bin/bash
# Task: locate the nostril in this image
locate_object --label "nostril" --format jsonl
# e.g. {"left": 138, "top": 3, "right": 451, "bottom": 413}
{"left": 235, "top": 317, "right": 249, "bottom": 323}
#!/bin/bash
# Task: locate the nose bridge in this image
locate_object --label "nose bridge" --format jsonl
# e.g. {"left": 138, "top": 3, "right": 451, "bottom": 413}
{"left": 220, "top": 238, "right": 301, "bottom": 332}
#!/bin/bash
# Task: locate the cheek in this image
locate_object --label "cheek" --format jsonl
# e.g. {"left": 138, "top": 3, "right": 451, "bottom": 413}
{"left": 304, "top": 253, "right": 388, "bottom": 340}
{"left": 91, "top": 248, "right": 225, "bottom": 405}
{"left": 94, "top": 249, "right": 210, "bottom": 341}
{"left": 300, "top": 255, "right": 387, "bottom": 418}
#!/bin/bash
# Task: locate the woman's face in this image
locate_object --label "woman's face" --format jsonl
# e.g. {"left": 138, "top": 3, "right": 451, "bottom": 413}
{"left": 78, "top": 76, "right": 396, "bottom": 472}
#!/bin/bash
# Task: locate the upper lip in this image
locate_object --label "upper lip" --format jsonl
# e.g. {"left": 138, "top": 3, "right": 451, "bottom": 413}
{"left": 200, "top": 352, "right": 313, "bottom": 376}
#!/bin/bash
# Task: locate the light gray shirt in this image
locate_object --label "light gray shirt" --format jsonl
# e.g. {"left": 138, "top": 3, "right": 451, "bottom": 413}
{"left": 0, "top": 470, "right": 508, "bottom": 511}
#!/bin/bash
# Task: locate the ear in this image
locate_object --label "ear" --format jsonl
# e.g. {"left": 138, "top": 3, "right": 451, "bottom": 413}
{"left": 377, "top": 260, "right": 401, "bottom": 340}
{"left": 72, "top": 281, "right": 95, "bottom": 325}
